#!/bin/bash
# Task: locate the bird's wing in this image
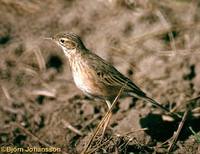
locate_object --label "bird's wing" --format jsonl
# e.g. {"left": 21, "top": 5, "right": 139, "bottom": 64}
{"left": 101, "top": 67, "right": 146, "bottom": 97}
{"left": 88, "top": 53, "right": 146, "bottom": 97}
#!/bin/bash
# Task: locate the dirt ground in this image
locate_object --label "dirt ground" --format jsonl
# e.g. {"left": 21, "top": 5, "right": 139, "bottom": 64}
{"left": 0, "top": 0, "right": 200, "bottom": 153}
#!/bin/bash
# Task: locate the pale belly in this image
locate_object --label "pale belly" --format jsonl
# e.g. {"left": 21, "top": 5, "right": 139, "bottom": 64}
{"left": 70, "top": 59, "right": 120, "bottom": 100}
{"left": 73, "top": 71, "right": 93, "bottom": 94}
{"left": 72, "top": 70, "right": 120, "bottom": 101}
{"left": 72, "top": 65, "right": 104, "bottom": 97}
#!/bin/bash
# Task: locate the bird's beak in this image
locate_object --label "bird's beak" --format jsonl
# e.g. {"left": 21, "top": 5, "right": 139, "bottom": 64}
{"left": 43, "top": 37, "right": 58, "bottom": 45}
{"left": 42, "top": 36, "right": 60, "bottom": 46}
{"left": 43, "top": 37, "right": 53, "bottom": 40}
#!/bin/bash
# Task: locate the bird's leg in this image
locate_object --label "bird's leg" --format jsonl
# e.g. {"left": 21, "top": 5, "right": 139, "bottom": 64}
{"left": 101, "top": 100, "right": 112, "bottom": 137}
{"left": 106, "top": 100, "right": 112, "bottom": 109}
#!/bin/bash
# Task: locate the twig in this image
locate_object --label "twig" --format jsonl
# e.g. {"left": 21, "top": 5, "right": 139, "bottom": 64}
{"left": 13, "top": 122, "right": 70, "bottom": 154}
{"left": 192, "top": 107, "right": 200, "bottom": 113}
{"left": 61, "top": 119, "right": 83, "bottom": 136}
{"left": 32, "top": 89, "right": 56, "bottom": 98}
{"left": 33, "top": 48, "right": 46, "bottom": 71}
{"left": 127, "top": 22, "right": 200, "bottom": 44}
{"left": 1, "top": 86, "right": 13, "bottom": 106}
{"left": 87, "top": 136, "right": 113, "bottom": 154}
{"left": 189, "top": 127, "right": 200, "bottom": 143}
{"left": 155, "top": 9, "right": 177, "bottom": 55}
{"left": 13, "top": 122, "right": 51, "bottom": 147}
{"left": 157, "top": 136, "right": 174, "bottom": 148}
{"left": 121, "top": 128, "right": 148, "bottom": 136}
{"left": 1, "top": 86, "right": 12, "bottom": 101}
{"left": 171, "top": 96, "right": 200, "bottom": 113}
{"left": 21, "top": 65, "right": 39, "bottom": 76}
{"left": 154, "top": 48, "right": 200, "bottom": 56}
{"left": 118, "top": 137, "right": 133, "bottom": 151}
{"left": 82, "top": 82, "right": 127, "bottom": 154}
{"left": 167, "top": 110, "right": 189, "bottom": 153}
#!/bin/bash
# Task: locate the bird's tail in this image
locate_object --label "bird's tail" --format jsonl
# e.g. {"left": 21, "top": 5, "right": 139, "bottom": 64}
{"left": 143, "top": 96, "right": 170, "bottom": 111}
{"left": 130, "top": 93, "right": 181, "bottom": 118}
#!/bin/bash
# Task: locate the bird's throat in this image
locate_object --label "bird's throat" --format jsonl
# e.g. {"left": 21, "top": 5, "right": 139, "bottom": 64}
{"left": 62, "top": 48, "right": 77, "bottom": 58}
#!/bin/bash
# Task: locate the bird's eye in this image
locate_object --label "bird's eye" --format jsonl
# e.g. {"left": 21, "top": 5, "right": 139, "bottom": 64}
{"left": 60, "top": 39, "right": 65, "bottom": 43}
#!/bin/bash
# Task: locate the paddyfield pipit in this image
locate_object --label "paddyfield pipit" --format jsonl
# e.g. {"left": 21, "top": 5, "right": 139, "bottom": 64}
{"left": 51, "top": 32, "right": 173, "bottom": 114}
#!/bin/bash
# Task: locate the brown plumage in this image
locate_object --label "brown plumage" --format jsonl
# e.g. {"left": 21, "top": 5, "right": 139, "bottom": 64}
{"left": 52, "top": 32, "right": 173, "bottom": 113}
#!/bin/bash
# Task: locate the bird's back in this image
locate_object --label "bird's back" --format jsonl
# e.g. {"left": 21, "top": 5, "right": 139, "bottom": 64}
{"left": 82, "top": 51, "right": 146, "bottom": 99}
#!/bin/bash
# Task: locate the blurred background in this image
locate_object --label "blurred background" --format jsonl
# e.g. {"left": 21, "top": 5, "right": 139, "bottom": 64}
{"left": 0, "top": 0, "right": 200, "bottom": 153}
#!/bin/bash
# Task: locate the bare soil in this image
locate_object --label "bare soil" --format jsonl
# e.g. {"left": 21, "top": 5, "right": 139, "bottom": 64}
{"left": 0, "top": 0, "right": 200, "bottom": 153}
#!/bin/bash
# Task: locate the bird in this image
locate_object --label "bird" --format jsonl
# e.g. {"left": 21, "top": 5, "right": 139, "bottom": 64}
{"left": 50, "top": 32, "right": 177, "bottom": 116}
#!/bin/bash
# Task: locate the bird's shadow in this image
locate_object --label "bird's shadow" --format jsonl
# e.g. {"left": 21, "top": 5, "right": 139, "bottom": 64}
{"left": 140, "top": 112, "right": 200, "bottom": 142}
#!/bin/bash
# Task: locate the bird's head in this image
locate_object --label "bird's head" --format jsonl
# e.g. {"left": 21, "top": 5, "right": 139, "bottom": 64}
{"left": 52, "top": 32, "right": 87, "bottom": 57}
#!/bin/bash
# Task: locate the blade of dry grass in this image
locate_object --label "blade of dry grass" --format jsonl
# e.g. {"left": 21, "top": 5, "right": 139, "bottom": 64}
{"left": 127, "top": 22, "right": 200, "bottom": 44}
{"left": 1, "top": 86, "right": 12, "bottom": 105}
{"left": 13, "top": 122, "right": 69, "bottom": 154}
{"left": 189, "top": 127, "right": 200, "bottom": 143}
{"left": 121, "top": 128, "right": 148, "bottom": 136}
{"left": 82, "top": 82, "right": 127, "bottom": 154}
{"left": 171, "top": 96, "right": 200, "bottom": 113}
{"left": 167, "top": 110, "right": 189, "bottom": 153}
{"left": 61, "top": 119, "right": 83, "bottom": 136}
{"left": 155, "top": 9, "right": 177, "bottom": 54}
{"left": 87, "top": 136, "right": 113, "bottom": 154}
{"left": 32, "top": 89, "right": 56, "bottom": 98}
{"left": 13, "top": 122, "right": 51, "bottom": 147}
{"left": 33, "top": 48, "right": 46, "bottom": 71}
{"left": 155, "top": 48, "right": 200, "bottom": 56}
